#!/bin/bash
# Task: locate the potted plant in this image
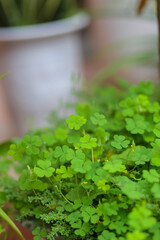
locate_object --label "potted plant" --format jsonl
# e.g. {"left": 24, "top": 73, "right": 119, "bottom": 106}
{"left": 0, "top": 0, "right": 89, "bottom": 135}
{"left": 0, "top": 79, "right": 160, "bottom": 239}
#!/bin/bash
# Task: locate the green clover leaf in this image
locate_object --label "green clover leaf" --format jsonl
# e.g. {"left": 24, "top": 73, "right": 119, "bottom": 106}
{"left": 143, "top": 169, "right": 160, "bottom": 183}
{"left": 104, "top": 159, "right": 126, "bottom": 173}
{"left": 8, "top": 143, "right": 24, "bottom": 160}
{"left": 109, "top": 221, "right": 127, "bottom": 234}
{"left": 97, "top": 179, "right": 110, "bottom": 192}
{"left": 22, "top": 135, "right": 42, "bottom": 155}
{"left": 128, "top": 202, "right": 156, "bottom": 231}
{"left": 98, "top": 230, "right": 116, "bottom": 240}
{"left": 128, "top": 146, "right": 151, "bottom": 165}
{"left": 54, "top": 145, "right": 71, "bottom": 163}
{"left": 34, "top": 160, "right": 55, "bottom": 178}
{"left": 111, "top": 135, "right": 130, "bottom": 150}
{"left": 126, "top": 115, "right": 147, "bottom": 134}
{"left": 116, "top": 176, "right": 143, "bottom": 200}
{"left": 32, "top": 227, "right": 47, "bottom": 240}
{"left": 80, "top": 134, "right": 97, "bottom": 149}
{"left": 126, "top": 230, "right": 146, "bottom": 240}
{"left": 72, "top": 220, "right": 90, "bottom": 237}
{"left": 90, "top": 113, "right": 107, "bottom": 126}
{"left": 120, "top": 97, "right": 137, "bottom": 117}
{"left": 66, "top": 115, "right": 87, "bottom": 130}
{"left": 56, "top": 166, "right": 74, "bottom": 178}
{"left": 81, "top": 206, "right": 99, "bottom": 223}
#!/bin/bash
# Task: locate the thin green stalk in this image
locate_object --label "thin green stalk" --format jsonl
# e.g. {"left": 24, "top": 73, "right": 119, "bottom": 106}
{"left": 48, "top": 178, "right": 73, "bottom": 206}
{"left": 56, "top": 186, "right": 73, "bottom": 206}
{"left": 91, "top": 148, "right": 94, "bottom": 162}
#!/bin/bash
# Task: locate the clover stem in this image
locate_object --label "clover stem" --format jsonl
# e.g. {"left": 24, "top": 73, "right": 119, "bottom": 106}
{"left": 91, "top": 148, "right": 94, "bottom": 162}
{"left": 56, "top": 187, "right": 73, "bottom": 206}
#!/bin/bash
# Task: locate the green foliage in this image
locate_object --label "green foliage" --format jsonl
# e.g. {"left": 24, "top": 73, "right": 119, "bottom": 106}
{"left": 90, "top": 113, "right": 107, "bottom": 126}
{"left": 66, "top": 115, "right": 87, "bottom": 130}
{"left": 0, "top": 0, "right": 79, "bottom": 27}
{"left": 32, "top": 227, "right": 47, "bottom": 240}
{"left": 1, "top": 80, "right": 160, "bottom": 240}
{"left": 34, "top": 160, "right": 55, "bottom": 178}
{"left": 111, "top": 135, "right": 130, "bottom": 150}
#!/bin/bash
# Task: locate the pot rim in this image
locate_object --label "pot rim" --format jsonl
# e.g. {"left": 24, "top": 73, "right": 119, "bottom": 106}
{"left": 0, "top": 12, "right": 90, "bottom": 42}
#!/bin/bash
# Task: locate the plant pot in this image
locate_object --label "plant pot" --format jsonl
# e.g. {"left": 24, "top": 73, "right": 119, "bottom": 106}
{"left": 0, "top": 13, "right": 89, "bottom": 135}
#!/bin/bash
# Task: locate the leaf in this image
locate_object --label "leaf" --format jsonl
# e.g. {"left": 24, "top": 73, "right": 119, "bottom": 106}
{"left": 34, "top": 160, "right": 55, "bottom": 178}
{"left": 54, "top": 145, "right": 71, "bottom": 163}
{"left": 111, "top": 135, "right": 130, "bottom": 150}
{"left": 56, "top": 166, "right": 74, "bottom": 178}
{"left": 116, "top": 176, "right": 143, "bottom": 200}
{"left": 128, "top": 202, "right": 156, "bottom": 231}
{"left": 0, "top": 208, "right": 25, "bottom": 240}
{"left": 127, "top": 230, "right": 146, "bottom": 240}
{"left": 97, "top": 179, "right": 110, "bottom": 192}
{"left": 80, "top": 134, "right": 97, "bottom": 149}
{"left": 81, "top": 206, "right": 99, "bottom": 223}
{"left": 126, "top": 115, "right": 147, "bottom": 134}
{"left": 128, "top": 146, "right": 151, "bottom": 165}
{"left": 109, "top": 221, "right": 127, "bottom": 234}
{"left": 143, "top": 169, "right": 159, "bottom": 183}
{"left": 66, "top": 115, "right": 87, "bottom": 130}
{"left": 104, "top": 159, "right": 126, "bottom": 173}
{"left": 98, "top": 230, "right": 117, "bottom": 240}
{"left": 90, "top": 113, "right": 107, "bottom": 126}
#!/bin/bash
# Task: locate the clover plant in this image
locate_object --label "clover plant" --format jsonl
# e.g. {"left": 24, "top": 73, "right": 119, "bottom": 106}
{"left": 0, "top": 80, "right": 160, "bottom": 240}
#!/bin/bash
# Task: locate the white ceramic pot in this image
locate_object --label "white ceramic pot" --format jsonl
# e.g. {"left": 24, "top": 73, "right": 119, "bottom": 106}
{"left": 0, "top": 13, "right": 89, "bottom": 135}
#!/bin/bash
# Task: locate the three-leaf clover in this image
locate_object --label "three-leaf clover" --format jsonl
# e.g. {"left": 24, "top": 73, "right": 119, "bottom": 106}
{"left": 54, "top": 145, "right": 71, "bottom": 163}
{"left": 104, "top": 159, "right": 126, "bottom": 173}
{"left": 143, "top": 169, "right": 160, "bottom": 183}
{"left": 56, "top": 166, "right": 74, "bottom": 178}
{"left": 22, "top": 135, "right": 42, "bottom": 155}
{"left": 128, "top": 146, "right": 151, "bottom": 165}
{"left": 66, "top": 115, "right": 87, "bottom": 130}
{"left": 32, "top": 227, "right": 47, "bottom": 240}
{"left": 8, "top": 143, "right": 24, "bottom": 160}
{"left": 126, "top": 115, "right": 147, "bottom": 134}
{"left": 70, "top": 150, "right": 91, "bottom": 173}
{"left": 81, "top": 206, "right": 99, "bottom": 223}
{"left": 34, "top": 160, "right": 55, "bottom": 178}
{"left": 111, "top": 135, "right": 130, "bottom": 150}
{"left": 80, "top": 134, "right": 97, "bottom": 149}
{"left": 97, "top": 179, "right": 110, "bottom": 192}
{"left": 72, "top": 220, "right": 91, "bottom": 237}
{"left": 90, "top": 113, "right": 107, "bottom": 126}
{"left": 98, "top": 230, "right": 116, "bottom": 240}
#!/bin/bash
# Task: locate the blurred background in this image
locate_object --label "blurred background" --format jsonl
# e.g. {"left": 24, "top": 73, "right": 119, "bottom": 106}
{"left": 0, "top": 0, "right": 158, "bottom": 142}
